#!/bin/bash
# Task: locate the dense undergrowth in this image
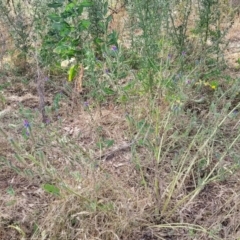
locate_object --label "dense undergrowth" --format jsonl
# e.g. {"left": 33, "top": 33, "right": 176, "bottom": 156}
{"left": 0, "top": 0, "right": 240, "bottom": 239}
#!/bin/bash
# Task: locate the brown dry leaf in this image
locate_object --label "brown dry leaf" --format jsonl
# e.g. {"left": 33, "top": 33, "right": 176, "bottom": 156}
{"left": 75, "top": 64, "right": 84, "bottom": 93}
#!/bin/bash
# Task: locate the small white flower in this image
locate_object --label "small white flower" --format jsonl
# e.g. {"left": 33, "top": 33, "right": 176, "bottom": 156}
{"left": 61, "top": 59, "right": 70, "bottom": 68}
{"left": 69, "top": 57, "right": 76, "bottom": 64}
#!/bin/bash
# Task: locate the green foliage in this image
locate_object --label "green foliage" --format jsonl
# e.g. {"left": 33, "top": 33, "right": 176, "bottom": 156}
{"left": 43, "top": 183, "right": 61, "bottom": 196}
{"left": 40, "top": 0, "right": 117, "bottom": 64}
{"left": 68, "top": 64, "right": 78, "bottom": 81}
{"left": 168, "top": 0, "right": 192, "bottom": 57}
{"left": 41, "top": 0, "right": 93, "bottom": 63}
{"left": 124, "top": 0, "right": 234, "bottom": 102}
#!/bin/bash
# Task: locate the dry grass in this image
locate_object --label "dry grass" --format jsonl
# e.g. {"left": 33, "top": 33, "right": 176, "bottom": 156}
{"left": 0, "top": 1, "right": 240, "bottom": 240}
{"left": 0, "top": 76, "right": 239, "bottom": 239}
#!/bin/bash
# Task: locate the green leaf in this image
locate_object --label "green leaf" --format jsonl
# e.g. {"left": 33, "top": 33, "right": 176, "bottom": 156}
{"left": 52, "top": 21, "right": 70, "bottom": 32}
{"left": 48, "top": 13, "right": 61, "bottom": 22}
{"left": 51, "top": 21, "right": 72, "bottom": 37}
{"left": 61, "top": 11, "right": 74, "bottom": 19}
{"left": 209, "top": 80, "right": 218, "bottom": 89}
{"left": 65, "top": 2, "right": 75, "bottom": 12}
{"left": 105, "top": 139, "right": 114, "bottom": 148}
{"left": 118, "top": 94, "right": 128, "bottom": 103}
{"left": 119, "top": 72, "right": 127, "bottom": 79}
{"left": 107, "top": 30, "right": 118, "bottom": 46}
{"left": 96, "top": 141, "right": 104, "bottom": 149}
{"left": 48, "top": 2, "right": 63, "bottom": 8}
{"left": 43, "top": 184, "right": 60, "bottom": 196}
{"left": 79, "top": 19, "right": 91, "bottom": 30}
{"left": 77, "top": 6, "right": 84, "bottom": 15}
{"left": 103, "top": 87, "right": 115, "bottom": 95}
{"left": 80, "top": 0, "right": 93, "bottom": 7}
{"left": 68, "top": 65, "right": 77, "bottom": 81}
{"left": 94, "top": 37, "right": 104, "bottom": 45}
{"left": 123, "top": 81, "right": 135, "bottom": 91}
{"left": 6, "top": 186, "right": 15, "bottom": 196}
{"left": 53, "top": 43, "right": 76, "bottom": 57}
{"left": 98, "top": 22, "right": 105, "bottom": 31}
{"left": 106, "top": 15, "right": 113, "bottom": 25}
{"left": 103, "top": 1, "right": 109, "bottom": 15}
